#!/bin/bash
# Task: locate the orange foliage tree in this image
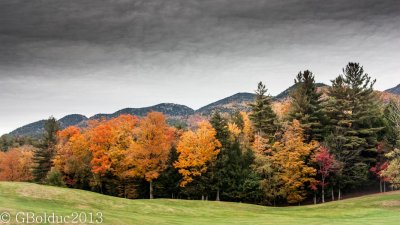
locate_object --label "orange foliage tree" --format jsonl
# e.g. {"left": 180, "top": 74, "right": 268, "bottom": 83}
{"left": 54, "top": 126, "right": 92, "bottom": 186}
{"left": 0, "top": 146, "right": 35, "bottom": 181}
{"left": 87, "top": 115, "right": 138, "bottom": 175}
{"left": 174, "top": 121, "right": 221, "bottom": 187}
{"left": 271, "top": 120, "right": 319, "bottom": 203}
{"left": 85, "top": 115, "right": 138, "bottom": 191}
{"left": 123, "top": 112, "right": 174, "bottom": 199}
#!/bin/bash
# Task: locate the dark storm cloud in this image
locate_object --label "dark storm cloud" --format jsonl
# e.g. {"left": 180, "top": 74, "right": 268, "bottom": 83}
{"left": 1, "top": 0, "right": 399, "bottom": 68}
{"left": 1, "top": 0, "right": 400, "bottom": 134}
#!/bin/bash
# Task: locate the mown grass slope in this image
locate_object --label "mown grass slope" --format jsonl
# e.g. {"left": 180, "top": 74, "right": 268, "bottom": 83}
{"left": 0, "top": 182, "right": 400, "bottom": 225}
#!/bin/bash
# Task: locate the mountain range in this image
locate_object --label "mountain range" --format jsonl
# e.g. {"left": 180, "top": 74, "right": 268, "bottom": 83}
{"left": 8, "top": 83, "right": 400, "bottom": 138}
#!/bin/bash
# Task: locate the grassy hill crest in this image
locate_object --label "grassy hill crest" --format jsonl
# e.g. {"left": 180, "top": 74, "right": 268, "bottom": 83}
{"left": 1, "top": 182, "right": 400, "bottom": 225}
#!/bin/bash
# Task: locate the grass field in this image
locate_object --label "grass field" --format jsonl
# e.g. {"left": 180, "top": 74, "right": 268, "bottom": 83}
{"left": 1, "top": 182, "right": 400, "bottom": 225}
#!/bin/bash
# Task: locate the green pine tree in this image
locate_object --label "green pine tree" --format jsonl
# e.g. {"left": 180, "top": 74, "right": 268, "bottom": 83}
{"left": 32, "top": 117, "right": 60, "bottom": 183}
{"left": 210, "top": 111, "right": 256, "bottom": 202}
{"left": 287, "top": 70, "right": 325, "bottom": 142}
{"left": 156, "top": 146, "right": 182, "bottom": 199}
{"left": 325, "top": 62, "right": 383, "bottom": 192}
{"left": 209, "top": 111, "right": 230, "bottom": 201}
{"left": 249, "top": 82, "right": 278, "bottom": 142}
{"left": 210, "top": 111, "right": 230, "bottom": 147}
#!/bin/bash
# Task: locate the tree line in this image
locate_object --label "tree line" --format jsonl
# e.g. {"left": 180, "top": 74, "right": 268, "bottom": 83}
{"left": 1, "top": 62, "right": 400, "bottom": 205}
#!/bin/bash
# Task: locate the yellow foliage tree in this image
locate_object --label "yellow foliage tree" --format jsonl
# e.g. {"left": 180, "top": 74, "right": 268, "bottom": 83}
{"left": 272, "top": 99, "right": 292, "bottom": 119}
{"left": 228, "top": 122, "right": 241, "bottom": 141}
{"left": 271, "top": 120, "right": 318, "bottom": 203}
{"left": 174, "top": 121, "right": 221, "bottom": 187}
{"left": 240, "top": 112, "right": 253, "bottom": 147}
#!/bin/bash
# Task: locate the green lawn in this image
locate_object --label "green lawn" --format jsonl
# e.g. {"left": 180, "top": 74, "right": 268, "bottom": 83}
{"left": 0, "top": 182, "right": 399, "bottom": 225}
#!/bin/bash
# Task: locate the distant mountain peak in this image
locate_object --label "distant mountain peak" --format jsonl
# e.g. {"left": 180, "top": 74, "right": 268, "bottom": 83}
{"left": 385, "top": 84, "right": 400, "bottom": 95}
{"left": 195, "top": 92, "right": 255, "bottom": 115}
{"left": 90, "top": 103, "right": 195, "bottom": 120}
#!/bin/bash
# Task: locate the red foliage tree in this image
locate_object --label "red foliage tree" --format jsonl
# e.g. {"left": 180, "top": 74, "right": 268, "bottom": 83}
{"left": 313, "top": 146, "right": 338, "bottom": 203}
{"left": 370, "top": 142, "right": 389, "bottom": 192}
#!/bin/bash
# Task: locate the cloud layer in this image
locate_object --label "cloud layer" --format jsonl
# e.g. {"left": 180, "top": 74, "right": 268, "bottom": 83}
{"left": 1, "top": 0, "right": 399, "bottom": 134}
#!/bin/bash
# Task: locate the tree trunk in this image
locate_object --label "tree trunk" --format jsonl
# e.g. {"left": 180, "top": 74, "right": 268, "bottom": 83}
{"left": 380, "top": 180, "right": 383, "bottom": 193}
{"left": 331, "top": 188, "right": 335, "bottom": 201}
{"left": 149, "top": 181, "right": 154, "bottom": 199}
{"left": 384, "top": 181, "right": 386, "bottom": 192}
{"left": 201, "top": 195, "right": 204, "bottom": 201}
{"left": 338, "top": 188, "right": 341, "bottom": 200}
{"left": 216, "top": 188, "right": 220, "bottom": 201}
{"left": 313, "top": 193, "right": 316, "bottom": 204}
{"left": 322, "top": 178, "right": 325, "bottom": 203}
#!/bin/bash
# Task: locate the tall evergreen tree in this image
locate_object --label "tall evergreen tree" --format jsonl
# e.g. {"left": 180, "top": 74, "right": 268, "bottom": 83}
{"left": 156, "top": 146, "right": 182, "bottom": 199}
{"left": 249, "top": 82, "right": 278, "bottom": 141}
{"left": 325, "top": 62, "right": 383, "bottom": 193}
{"left": 287, "top": 70, "right": 325, "bottom": 142}
{"left": 209, "top": 111, "right": 230, "bottom": 201}
{"left": 32, "top": 117, "right": 60, "bottom": 183}
{"left": 210, "top": 111, "right": 256, "bottom": 202}
{"left": 219, "top": 141, "right": 255, "bottom": 202}
{"left": 210, "top": 112, "right": 230, "bottom": 147}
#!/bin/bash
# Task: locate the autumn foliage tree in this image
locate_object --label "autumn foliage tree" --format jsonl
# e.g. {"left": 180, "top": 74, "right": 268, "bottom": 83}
{"left": 252, "top": 135, "right": 282, "bottom": 205}
{"left": 313, "top": 146, "right": 338, "bottom": 203}
{"left": 174, "top": 121, "right": 221, "bottom": 188}
{"left": 271, "top": 120, "right": 319, "bottom": 204}
{"left": 124, "top": 112, "right": 174, "bottom": 199}
{"left": 369, "top": 142, "right": 389, "bottom": 193}
{"left": 240, "top": 112, "right": 254, "bottom": 147}
{"left": 86, "top": 115, "right": 138, "bottom": 192}
{"left": 0, "top": 146, "right": 35, "bottom": 181}
{"left": 382, "top": 148, "right": 400, "bottom": 189}
{"left": 54, "top": 126, "right": 92, "bottom": 187}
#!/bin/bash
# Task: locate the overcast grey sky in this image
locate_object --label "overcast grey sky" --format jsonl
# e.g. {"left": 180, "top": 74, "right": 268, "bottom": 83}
{"left": 1, "top": 0, "right": 400, "bottom": 135}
